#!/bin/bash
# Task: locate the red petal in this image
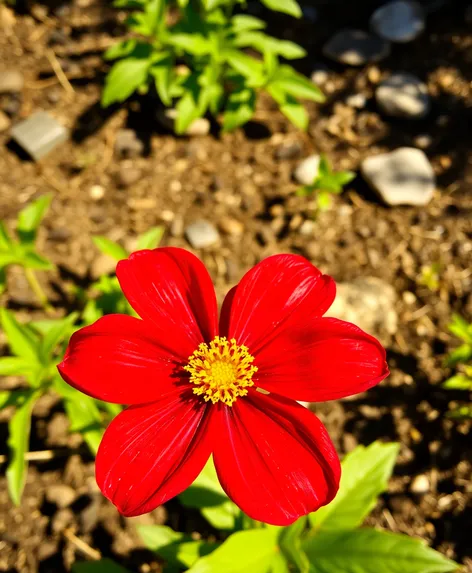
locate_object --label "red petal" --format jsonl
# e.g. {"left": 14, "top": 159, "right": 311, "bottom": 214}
{"left": 255, "top": 318, "right": 389, "bottom": 402}
{"left": 58, "top": 314, "right": 184, "bottom": 404}
{"left": 220, "top": 254, "right": 335, "bottom": 355}
{"left": 117, "top": 248, "right": 218, "bottom": 357}
{"left": 213, "top": 391, "right": 340, "bottom": 526}
{"left": 96, "top": 390, "right": 213, "bottom": 516}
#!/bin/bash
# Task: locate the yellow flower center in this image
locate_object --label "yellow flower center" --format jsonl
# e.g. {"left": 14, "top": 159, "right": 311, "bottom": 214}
{"left": 184, "top": 336, "right": 258, "bottom": 406}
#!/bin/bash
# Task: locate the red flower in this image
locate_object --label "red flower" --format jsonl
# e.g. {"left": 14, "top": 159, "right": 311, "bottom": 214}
{"left": 58, "top": 248, "right": 388, "bottom": 526}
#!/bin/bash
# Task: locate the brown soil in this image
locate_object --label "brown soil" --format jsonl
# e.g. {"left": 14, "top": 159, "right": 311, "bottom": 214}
{"left": 0, "top": 0, "right": 471, "bottom": 572}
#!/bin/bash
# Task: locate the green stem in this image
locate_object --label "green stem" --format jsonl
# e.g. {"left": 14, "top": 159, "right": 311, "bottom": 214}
{"left": 24, "top": 267, "right": 54, "bottom": 315}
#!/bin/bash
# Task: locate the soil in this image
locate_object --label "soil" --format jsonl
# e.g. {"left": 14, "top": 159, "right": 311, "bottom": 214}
{"left": 0, "top": 0, "right": 471, "bottom": 572}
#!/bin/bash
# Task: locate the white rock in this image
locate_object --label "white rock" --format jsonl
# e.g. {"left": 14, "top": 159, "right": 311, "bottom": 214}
{"left": 361, "top": 147, "right": 435, "bottom": 206}
{"left": 294, "top": 154, "right": 320, "bottom": 185}
{"left": 89, "top": 185, "right": 105, "bottom": 200}
{"left": 376, "top": 73, "right": 430, "bottom": 119}
{"left": 370, "top": 1, "right": 425, "bottom": 43}
{"left": 311, "top": 66, "right": 329, "bottom": 86}
{"left": 410, "top": 474, "right": 430, "bottom": 494}
{"left": 156, "top": 108, "right": 210, "bottom": 136}
{"left": 185, "top": 220, "right": 220, "bottom": 249}
{"left": 323, "top": 29, "right": 390, "bottom": 66}
{"left": 346, "top": 93, "right": 367, "bottom": 109}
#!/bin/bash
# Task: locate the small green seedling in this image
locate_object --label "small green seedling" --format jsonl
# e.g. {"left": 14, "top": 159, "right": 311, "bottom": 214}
{"left": 418, "top": 262, "right": 441, "bottom": 292}
{"left": 297, "top": 155, "right": 355, "bottom": 211}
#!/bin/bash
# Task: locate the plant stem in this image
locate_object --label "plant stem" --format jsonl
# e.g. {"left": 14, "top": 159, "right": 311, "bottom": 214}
{"left": 24, "top": 267, "right": 54, "bottom": 315}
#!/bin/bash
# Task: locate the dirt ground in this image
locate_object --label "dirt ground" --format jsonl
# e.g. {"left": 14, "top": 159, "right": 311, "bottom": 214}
{"left": 0, "top": 0, "right": 471, "bottom": 571}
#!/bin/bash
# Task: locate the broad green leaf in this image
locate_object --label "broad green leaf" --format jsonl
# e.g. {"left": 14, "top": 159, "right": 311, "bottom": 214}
{"left": 317, "top": 190, "right": 332, "bottom": 211}
{"left": 272, "top": 68, "right": 324, "bottom": 102}
{"left": 72, "top": 559, "right": 132, "bottom": 573}
{"left": 92, "top": 236, "right": 128, "bottom": 261}
{"left": 102, "top": 51, "right": 152, "bottom": 107}
{"left": 0, "top": 389, "right": 29, "bottom": 408}
{"left": 0, "top": 356, "right": 34, "bottom": 376}
{"left": 150, "top": 56, "right": 173, "bottom": 106}
{"left": 0, "top": 308, "right": 40, "bottom": 361}
{"left": 225, "top": 51, "right": 265, "bottom": 86}
{"left": 231, "top": 15, "right": 266, "bottom": 32}
{"left": 443, "top": 374, "right": 472, "bottom": 390}
{"left": 17, "top": 195, "right": 52, "bottom": 244}
{"left": 0, "top": 252, "right": 18, "bottom": 267}
{"left": 303, "top": 529, "right": 458, "bottom": 573}
{"left": 104, "top": 39, "right": 138, "bottom": 61}
{"left": 234, "top": 32, "right": 305, "bottom": 59}
{"left": 0, "top": 221, "right": 13, "bottom": 251}
{"left": 138, "top": 524, "right": 183, "bottom": 550}
{"left": 309, "top": 442, "right": 399, "bottom": 531}
{"left": 445, "top": 344, "right": 472, "bottom": 367}
{"left": 448, "top": 314, "right": 472, "bottom": 342}
{"left": 6, "top": 390, "right": 37, "bottom": 505}
{"left": 270, "top": 553, "right": 290, "bottom": 573}
{"left": 64, "top": 394, "right": 104, "bottom": 455}
{"left": 280, "top": 96, "right": 308, "bottom": 130}
{"left": 21, "top": 251, "right": 54, "bottom": 270}
{"left": 187, "top": 529, "right": 279, "bottom": 573}
{"left": 39, "top": 312, "right": 78, "bottom": 363}
{"left": 202, "top": 501, "right": 240, "bottom": 530}
{"left": 279, "top": 516, "right": 309, "bottom": 572}
{"left": 223, "top": 87, "right": 256, "bottom": 132}
{"left": 260, "top": 0, "right": 301, "bottom": 18}
{"left": 136, "top": 226, "right": 165, "bottom": 250}
{"left": 168, "top": 33, "right": 213, "bottom": 56}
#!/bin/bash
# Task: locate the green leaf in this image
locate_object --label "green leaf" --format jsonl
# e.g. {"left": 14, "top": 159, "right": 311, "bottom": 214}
{"left": 39, "top": 312, "right": 78, "bottom": 363}
{"left": 448, "top": 314, "right": 472, "bottom": 343}
{"left": 260, "top": 0, "right": 302, "bottom": 18}
{"left": 270, "top": 553, "right": 290, "bottom": 573}
{"left": 102, "top": 49, "right": 152, "bottom": 107}
{"left": 272, "top": 67, "right": 324, "bottom": 102}
{"left": 63, "top": 394, "right": 104, "bottom": 455}
{"left": 150, "top": 55, "right": 173, "bottom": 106}
{"left": 309, "top": 442, "right": 399, "bottom": 531}
{"left": 225, "top": 51, "right": 265, "bottom": 86}
{"left": 0, "top": 221, "right": 13, "bottom": 251}
{"left": 6, "top": 390, "right": 37, "bottom": 505}
{"left": 0, "top": 267, "right": 6, "bottom": 295}
{"left": 0, "top": 356, "right": 34, "bottom": 376}
{"left": 223, "top": 87, "right": 256, "bottom": 132}
{"left": 279, "top": 516, "right": 309, "bottom": 572}
{"left": 0, "top": 252, "right": 18, "bottom": 267}
{"left": 0, "top": 308, "right": 40, "bottom": 361}
{"left": 92, "top": 236, "right": 128, "bottom": 261}
{"left": 231, "top": 15, "right": 266, "bottom": 32}
{"left": 447, "top": 404, "right": 472, "bottom": 420}
{"left": 303, "top": 529, "right": 458, "bottom": 573}
{"left": 168, "top": 33, "right": 213, "bottom": 56}
{"left": 317, "top": 190, "right": 332, "bottom": 211}
{"left": 21, "top": 251, "right": 54, "bottom": 270}
{"left": 445, "top": 344, "right": 472, "bottom": 367}
{"left": 17, "top": 195, "right": 52, "bottom": 244}
{"left": 443, "top": 374, "right": 472, "bottom": 390}
{"left": 187, "top": 529, "right": 280, "bottom": 573}
{"left": 136, "top": 226, "right": 165, "bottom": 250}
{"left": 234, "top": 33, "right": 306, "bottom": 59}
{"left": 104, "top": 39, "right": 138, "bottom": 61}
{"left": 138, "top": 524, "right": 183, "bottom": 550}
{"left": 279, "top": 95, "right": 308, "bottom": 130}
{"left": 72, "top": 558, "right": 132, "bottom": 573}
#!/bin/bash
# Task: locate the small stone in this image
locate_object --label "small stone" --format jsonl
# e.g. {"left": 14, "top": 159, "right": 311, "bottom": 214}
{"left": 323, "top": 29, "right": 390, "bottom": 66}
{"left": 160, "top": 210, "right": 175, "bottom": 222}
{"left": 370, "top": 1, "right": 425, "bottom": 43}
{"left": 114, "top": 128, "right": 144, "bottom": 159}
{"left": 294, "top": 154, "right": 320, "bottom": 185}
{"left": 346, "top": 93, "right": 367, "bottom": 109}
{"left": 51, "top": 508, "right": 74, "bottom": 534}
{"left": 10, "top": 112, "right": 69, "bottom": 161}
{"left": 117, "top": 165, "right": 143, "bottom": 188}
{"left": 219, "top": 217, "right": 244, "bottom": 236}
{"left": 170, "top": 215, "right": 184, "bottom": 237}
{"left": 185, "top": 220, "right": 220, "bottom": 249}
{"left": 299, "top": 219, "right": 315, "bottom": 236}
{"left": 410, "top": 474, "right": 430, "bottom": 494}
{"left": 414, "top": 134, "right": 433, "bottom": 149}
{"left": 91, "top": 254, "right": 117, "bottom": 279}
{"left": 310, "top": 66, "right": 329, "bottom": 86}
{"left": 156, "top": 108, "right": 210, "bottom": 136}
{"left": 0, "top": 70, "right": 24, "bottom": 93}
{"left": 45, "top": 484, "right": 76, "bottom": 508}
{"left": 361, "top": 147, "right": 435, "bottom": 206}
{"left": 2, "top": 94, "right": 21, "bottom": 117}
{"left": 403, "top": 291, "right": 417, "bottom": 304}
{"left": 89, "top": 185, "right": 105, "bottom": 200}
{"left": 376, "top": 73, "right": 430, "bottom": 119}
{"left": 327, "top": 277, "right": 398, "bottom": 337}
{"left": 275, "top": 140, "right": 303, "bottom": 160}
{"left": 0, "top": 110, "right": 10, "bottom": 132}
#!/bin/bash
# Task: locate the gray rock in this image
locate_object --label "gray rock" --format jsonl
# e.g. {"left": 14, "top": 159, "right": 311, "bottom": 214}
{"left": 294, "top": 154, "right": 320, "bottom": 185}
{"left": 114, "top": 129, "right": 144, "bottom": 159}
{"left": 327, "top": 277, "right": 398, "bottom": 337}
{"left": 0, "top": 110, "right": 10, "bottom": 132}
{"left": 370, "top": 1, "right": 425, "bottom": 43}
{"left": 0, "top": 70, "right": 24, "bottom": 94}
{"left": 156, "top": 108, "right": 210, "bottom": 136}
{"left": 376, "top": 73, "right": 430, "bottom": 118}
{"left": 361, "top": 147, "right": 435, "bottom": 206}
{"left": 185, "top": 220, "right": 220, "bottom": 249}
{"left": 323, "top": 29, "right": 390, "bottom": 66}
{"left": 10, "top": 112, "right": 69, "bottom": 161}
{"left": 45, "top": 484, "right": 76, "bottom": 508}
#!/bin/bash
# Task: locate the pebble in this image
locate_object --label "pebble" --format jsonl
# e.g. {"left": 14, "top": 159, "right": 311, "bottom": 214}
{"left": 117, "top": 165, "right": 143, "bottom": 188}
{"left": 89, "top": 185, "right": 105, "bottom": 200}
{"left": 327, "top": 277, "right": 398, "bottom": 337}
{"left": 2, "top": 94, "right": 21, "bottom": 117}
{"left": 346, "top": 93, "right": 367, "bottom": 109}
{"left": 299, "top": 219, "right": 315, "bottom": 236}
{"left": 414, "top": 134, "right": 433, "bottom": 149}
{"left": 410, "top": 474, "right": 430, "bottom": 494}
{"left": 51, "top": 508, "right": 74, "bottom": 534}
{"left": 0, "top": 110, "right": 10, "bottom": 132}
{"left": 156, "top": 108, "right": 210, "bottom": 136}
{"left": 0, "top": 70, "right": 24, "bottom": 93}
{"left": 185, "top": 220, "right": 220, "bottom": 249}
{"left": 170, "top": 215, "right": 184, "bottom": 237}
{"left": 361, "top": 147, "right": 435, "bottom": 206}
{"left": 294, "top": 154, "right": 320, "bottom": 185}
{"left": 403, "top": 291, "right": 417, "bottom": 304}
{"left": 114, "top": 128, "right": 144, "bottom": 159}
{"left": 323, "top": 29, "right": 390, "bottom": 66}
{"left": 218, "top": 217, "right": 244, "bottom": 236}
{"left": 310, "top": 66, "right": 329, "bottom": 86}
{"left": 45, "top": 484, "right": 76, "bottom": 508}
{"left": 275, "top": 140, "right": 303, "bottom": 160}
{"left": 10, "top": 112, "right": 69, "bottom": 161}
{"left": 370, "top": 0, "right": 425, "bottom": 43}
{"left": 376, "top": 73, "right": 430, "bottom": 119}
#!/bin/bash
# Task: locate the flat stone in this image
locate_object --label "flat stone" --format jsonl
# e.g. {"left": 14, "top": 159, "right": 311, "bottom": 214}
{"left": 376, "top": 72, "right": 430, "bottom": 118}
{"left": 185, "top": 220, "right": 220, "bottom": 249}
{"left": 114, "top": 129, "right": 144, "bottom": 159}
{"left": 370, "top": 1, "right": 425, "bottom": 43}
{"left": 294, "top": 154, "right": 320, "bottom": 185}
{"left": 0, "top": 70, "right": 24, "bottom": 93}
{"left": 45, "top": 484, "right": 76, "bottom": 508}
{"left": 323, "top": 29, "right": 390, "bottom": 66}
{"left": 156, "top": 108, "right": 210, "bottom": 136}
{"left": 327, "top": 277, "right": 398, "bottom": 338}
{"left": 361, "top": 147, "right": 435, "bottom": 206}
{"left": 0, "top": 110, "right": 10, "bottom": 132}
{"left": 10, "top": 112, "right": 69, "bottom": 161}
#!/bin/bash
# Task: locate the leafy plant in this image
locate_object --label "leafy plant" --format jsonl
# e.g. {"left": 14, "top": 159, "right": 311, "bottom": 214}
{"left": 442, "top": 314, "right": 472, "bottom": 420}
{"left": 0, "top": 195, "right": 54, "bottom": 311}
{"left": 297, "top": 155, "right": 355, "bottom": 211}
{"left": 137, "top": 442, "right": 458, "bottom": 573}
{"left": 418, "top": 263, "right": 441, "bottom": 292}
{"left": 102, "top": 0, "right": 323, "bottom": 132}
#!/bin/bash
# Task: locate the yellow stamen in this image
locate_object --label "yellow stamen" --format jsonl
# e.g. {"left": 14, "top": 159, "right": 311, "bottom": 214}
{"left": 184, "top": 336, "right": 258, "bottom": 406}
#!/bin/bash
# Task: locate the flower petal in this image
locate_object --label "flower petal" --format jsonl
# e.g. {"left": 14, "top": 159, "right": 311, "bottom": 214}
{"left": 213, "top": 391, "right": 340, "bottom": 526}
{"left": 117, "top": 248, "right": 218, "bottom": 357}
{"left": 96, "top": 390, "right": 213, "bottom": 516}
{"left": 58, "top": 314, "right": 184, "bottom": 405}
{"left": 221, "top": 254, "right": 335, "bottom": 355}
{"left": 254, "top": 318, "right": 389, "bottom": 402}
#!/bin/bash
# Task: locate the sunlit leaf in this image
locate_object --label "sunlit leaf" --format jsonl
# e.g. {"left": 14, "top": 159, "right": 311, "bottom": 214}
{"left": 92, "top": 236, "right": 128, "bottom": 261}
{"left": 17, "top": 195, "right": 52, "bottom": 244}
{"left": 260, "top": 0, "right": 302, "bottom": 18}
{"left": 0, "top": 309, "right": 40, "bottom": 361}
{"left": 136, "top": 226, "right": 165, "bottom": 250}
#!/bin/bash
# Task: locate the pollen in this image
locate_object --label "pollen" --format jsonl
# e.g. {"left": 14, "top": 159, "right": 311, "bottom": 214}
{"left": 184, "top": 336, "right": 258, "bottom": 406}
